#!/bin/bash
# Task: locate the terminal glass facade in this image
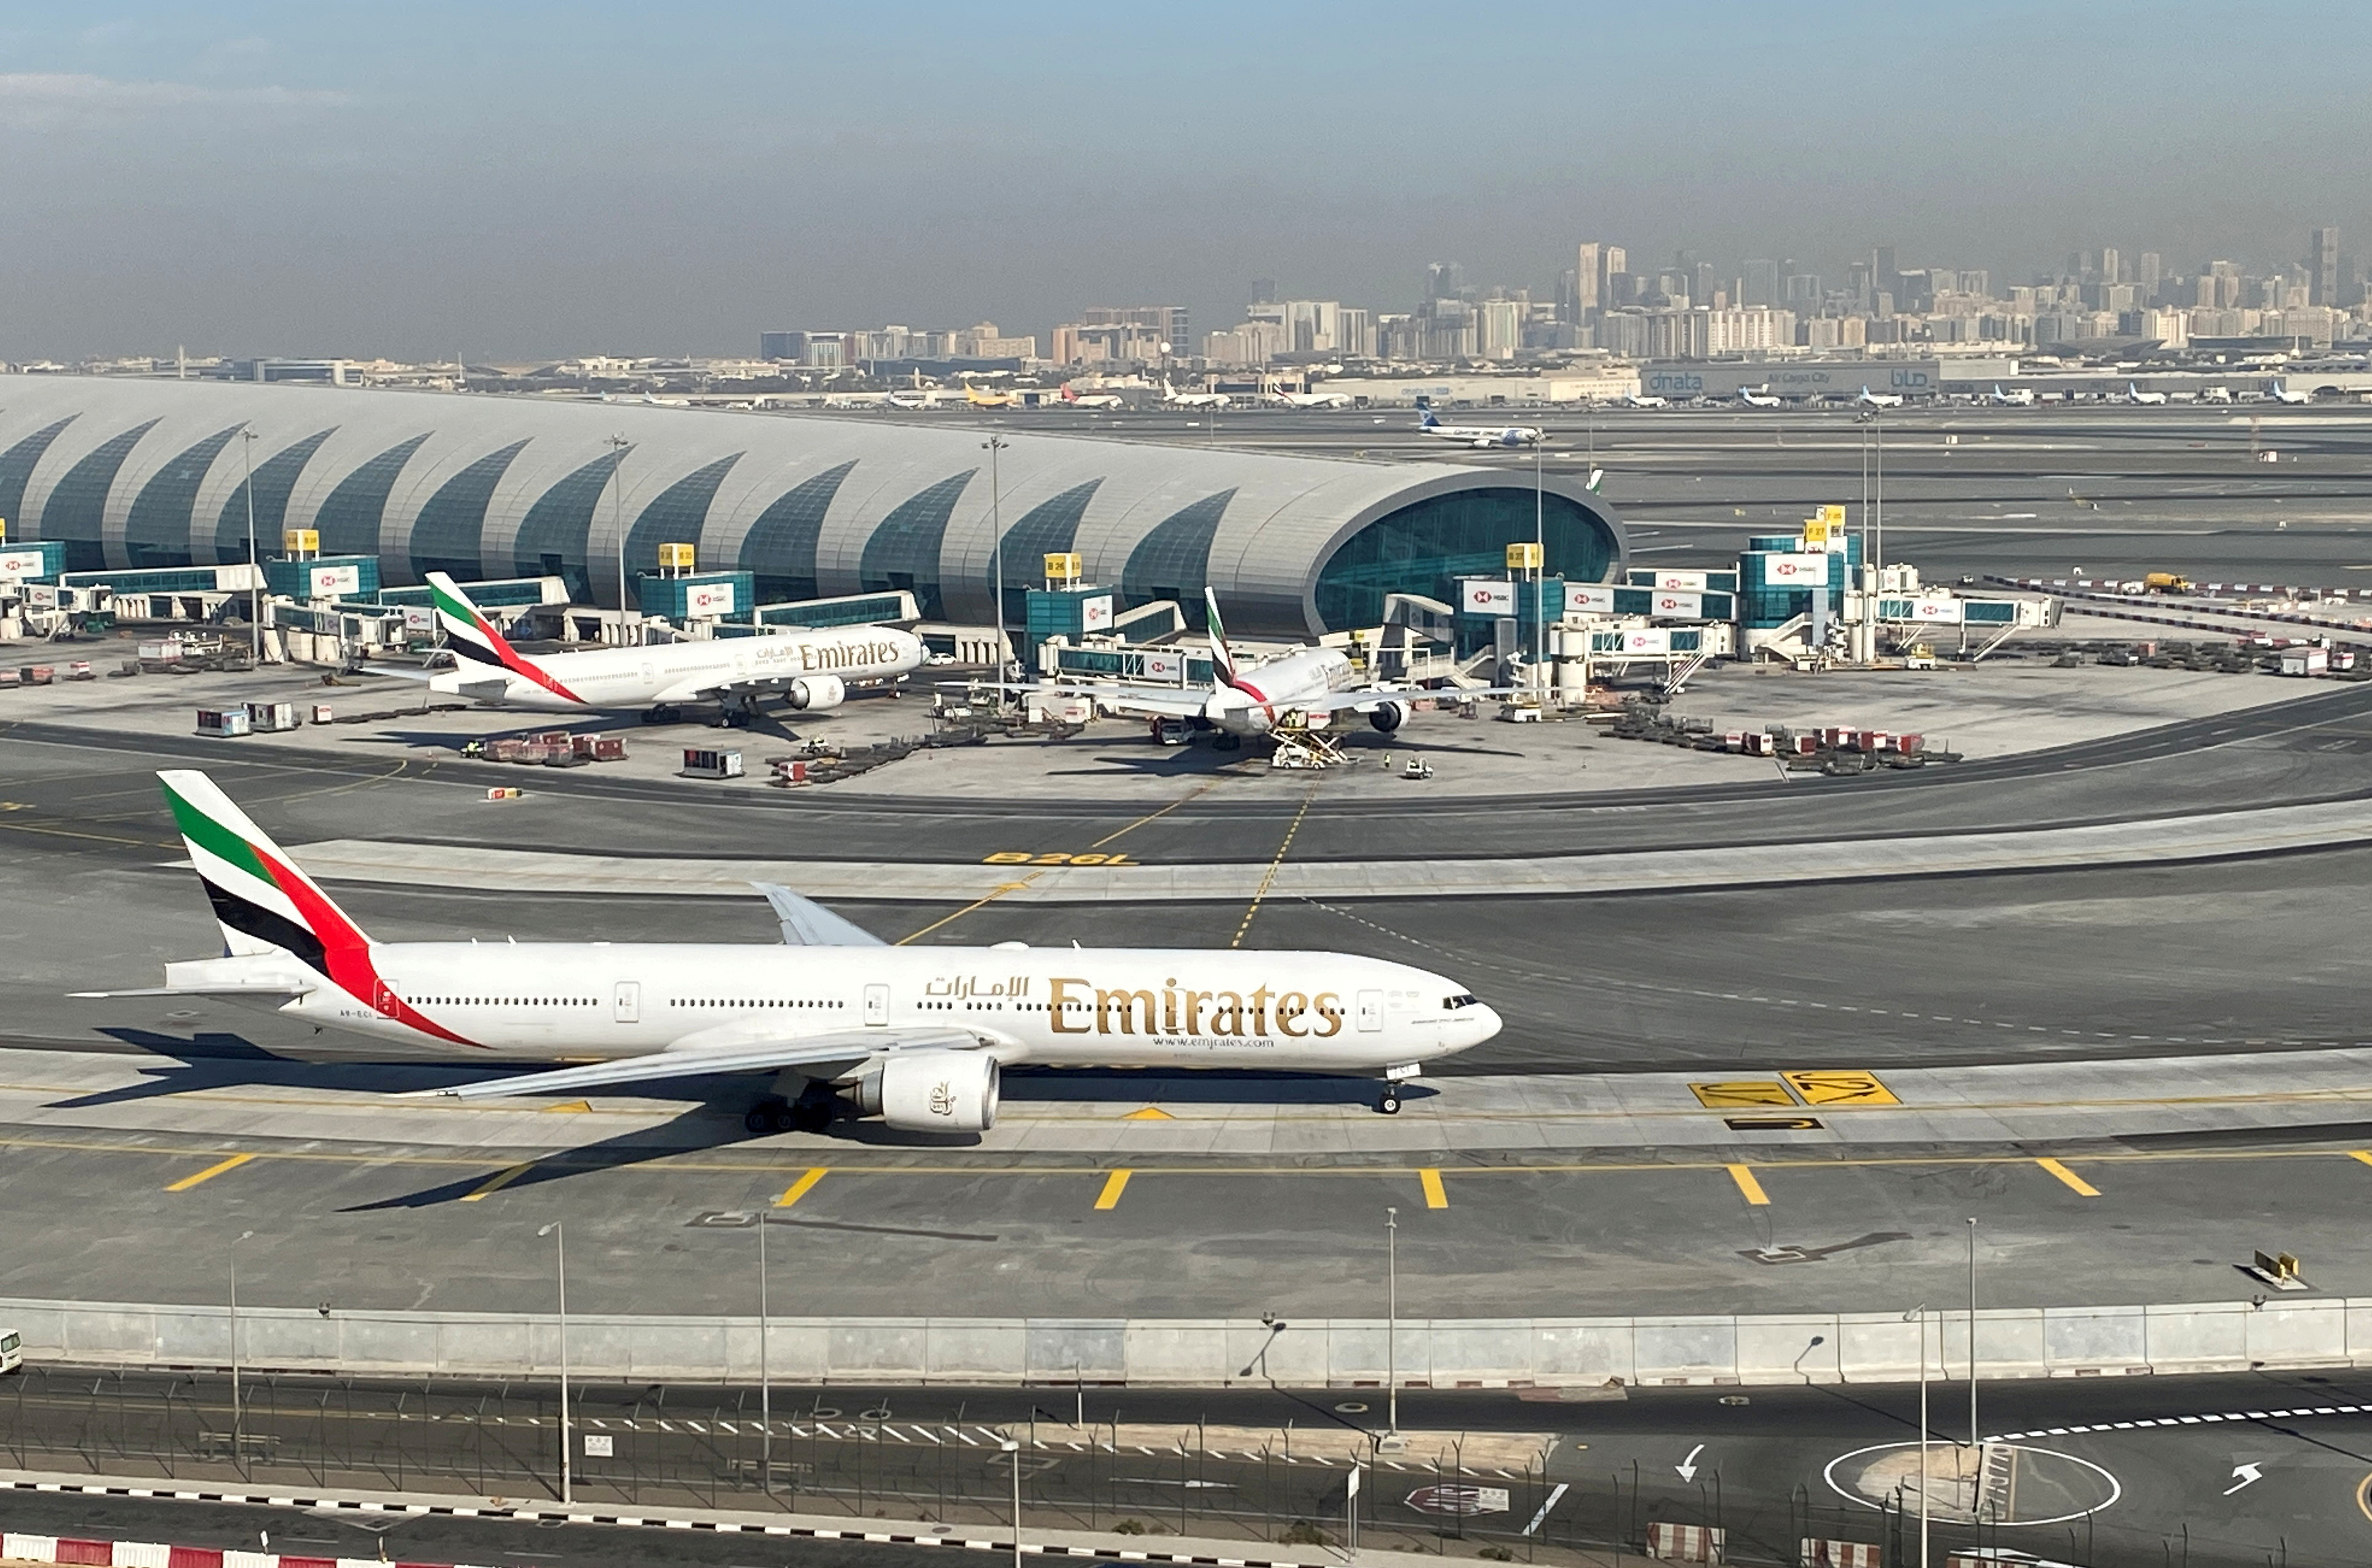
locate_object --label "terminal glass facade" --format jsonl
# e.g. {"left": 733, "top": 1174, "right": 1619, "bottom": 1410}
{"left": 1314, "top": 487, "right": 1617, "bottom": 632}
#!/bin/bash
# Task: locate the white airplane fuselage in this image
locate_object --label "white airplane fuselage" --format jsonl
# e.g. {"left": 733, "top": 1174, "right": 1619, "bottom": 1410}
{"left": 429, "top": 626, "right": 925, "bottom": 712}
{"left": 1201, "top": 645, "right": 1359, "bottom": 734}
{"left": 165, "top": 942, "right": 1499, "bottom": 1074}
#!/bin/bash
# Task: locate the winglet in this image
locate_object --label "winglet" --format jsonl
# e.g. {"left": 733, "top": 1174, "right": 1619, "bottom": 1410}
{"left": 750, "top": 882, "right": 887, "bottom": 947}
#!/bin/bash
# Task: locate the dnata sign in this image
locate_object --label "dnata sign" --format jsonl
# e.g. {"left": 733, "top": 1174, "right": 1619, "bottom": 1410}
{"left": 1463, "top": 580, "right": 1515, "bottom": 615}
{"left": 1080, "top": 594, "right": 1114, "bottom": 632}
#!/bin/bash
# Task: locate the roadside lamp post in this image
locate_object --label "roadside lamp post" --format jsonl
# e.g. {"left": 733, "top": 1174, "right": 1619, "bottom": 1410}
{"left": 1385, "top": 1206, "right": 1399, "bottom": 1438}
{"left": 228, "top": 1228, "right": 255, "bottom": 1476}
{"left": 759, "top": 1211, "right": 772, "bottom": 1492}
{"left": 1904, "top": 1306, "right": 1929, "bottom": 1568}
{"left": 538, "top": 1220, "right": 571, "bottom": 1505}
{"left": 982, "top": 435, "right": 1009, "bottom": 691}
{"left": 1967, "top": 1217, "right": 1980, "bottom": 1454}
{"left": 605, "top": 436, "right": 631, "bottom": 645}
{"left": 1000, "top": 1437, "right": 1022, "bottom": 1568}
{"left": 1533, "top": 436, "right": 1546, "bottom": 694}
{"left": 239, "top": 431, "right": 261, "bottom": 663}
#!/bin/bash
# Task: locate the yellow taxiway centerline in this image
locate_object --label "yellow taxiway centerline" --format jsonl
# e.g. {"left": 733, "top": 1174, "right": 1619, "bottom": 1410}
{"left": 1420, "top": 1168, "right": 1449, "bottom": 1208}
{"left": 2036, "top": 1157, "right": 2101, "bottom": 1196}
{"left": 163, "top": 1152, "right": 255, "bottom": 1192}
{"left": 776, "top": 1167, "right": 830, "bottom": 1208}
{"left": 1726, "top": 1164, "right": 1770, "bottom": 1206}
{"left": 1094, "top": 1169, "right": 1132, "bottom": 1209}
{"left": 459, "top": 1162, "right": 535, "bottom": 1201}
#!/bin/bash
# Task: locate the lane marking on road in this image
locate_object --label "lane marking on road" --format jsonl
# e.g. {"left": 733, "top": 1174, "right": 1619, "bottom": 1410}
{"left": 1783, "top": 1070, "right": 1901, "bottom": 1106}
{"left": 1121, "top": 1107, "right": 1175, "bottom": 1120}
{"left": 1726, "top": 1164, "right": 1770, "bottom": 1206}
{"left": 775, "top": 1168, "right": 829, "bottom": 1208}
{"left": 1993, "top": 1404, "right": 2372, "bottom": 1442}
{"left": 2349, "top": 1150, "right": 2372, "bottom": 1170}
{"left": 1420, "top": 1168, "right": 1449, "bottom": 1209}
{"left": 164, "top": 1152, "right": 255, "bottom": 1192}
{"left": 459, "top": 1162, "right": 535, "bottom": 1201}
{"left": 1094, "top": 1169, "right": 1132, "bottom": 1209}
{"left": 2036, "top": 1157, "right": 2100, "bottom": 1196}
{"left": 1690, "top": 1081, "right": 1797, "bottom": 1108}
{"left": 905, "top": 780, "right": 1220, "bottom": 944}
{"left": 1232, "top": 786, "right": 1318, "bottom": 949}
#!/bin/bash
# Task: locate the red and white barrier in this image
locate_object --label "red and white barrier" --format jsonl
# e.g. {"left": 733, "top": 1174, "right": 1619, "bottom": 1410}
{"left": 1801, "top": 1540, "right": 1881, "bottom": 1568}
{"left": 1646, "top": 1521, "right": 1725, "bottom": 1562}
{"left": 2, "top": 1534, "right": 474, "bottom": 1568}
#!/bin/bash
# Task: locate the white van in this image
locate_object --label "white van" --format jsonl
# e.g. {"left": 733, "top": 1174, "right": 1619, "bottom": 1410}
{"left": 0, "top": 1329, "right": 20, "bottom": 1373}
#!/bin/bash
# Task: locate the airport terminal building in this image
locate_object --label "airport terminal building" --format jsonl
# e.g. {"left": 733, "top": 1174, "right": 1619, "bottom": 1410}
{"left": 0, "top": 376, "right": 1624, "bottom": 637}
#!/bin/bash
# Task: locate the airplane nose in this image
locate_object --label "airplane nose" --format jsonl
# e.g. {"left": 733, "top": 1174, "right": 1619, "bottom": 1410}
{"left": 1471, "top": 1005, "right": 1503, "bottom": 1043}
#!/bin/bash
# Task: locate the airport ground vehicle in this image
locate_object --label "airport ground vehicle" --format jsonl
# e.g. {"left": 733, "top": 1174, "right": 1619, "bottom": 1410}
{"left": 0, "top": 1328, "right": 21, "bottom": 1374}
{"left": 2144, "top": 572, "right": 2195, "bottom": 595}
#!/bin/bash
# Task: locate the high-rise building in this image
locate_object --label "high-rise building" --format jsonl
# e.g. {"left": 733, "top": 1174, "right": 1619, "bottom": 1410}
{"left": 2138, "top": 252, "right": 2162, "bottom": 295}
{"left": 1425, "top": 262, "right": 1467, "bottom": 301}
{"left": 1742, "top": 259, "right": 1778, "bottom": 307}
{"left": 1874, "top": 245, "right": 1899, "bottom": 296}
{"left": 1478, "top": 300, "right": 1522, "bottom": 360}
{"left": 2310, "top": 226, "right": 2341, "bottom": 305}
{"left": 1574, "top": 243, "right": 1602, "bottom": 314}
{"left": 2100, "top": 247, "right": 2121, "bottom": 284}
{"left": 1599, "top": 245, "right": 1626, "bottom": 303}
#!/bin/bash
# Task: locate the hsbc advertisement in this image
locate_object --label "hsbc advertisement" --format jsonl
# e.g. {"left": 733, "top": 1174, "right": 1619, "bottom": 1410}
{"left": 1562, "top": 584, "right": 1615, "bottom": 615}
{"left": 308, "top": 564, "right": 362, "bottom": 599}
{"left": 1079, "top": 594, "right": 1114, "bottom": 633}
{"left": 1650, "top": 591, "right": 1703, "bottom": 619}
{"left": 684, "top": 581, "right": 738, "bottom": 618}
{"left": 1462, "top": 579, "right": 1515, "bottom": 616}
{"left": 1141, "top": 650, "right": 1184, "bottom": 682}
{"left": 1764, "top": 553, "right": 1831, "bottom": 586}
{"left": 1619, "top": 628, "right": 1672, "bottom": 655}
{"left": 1903, "top": 597, "right": 1963, "bottom": 623}
{"left": 1653, "top": 571, "right": 1709, "bottom": 592}
{"left": 0, "top": 549, "right": 53, "bottom": 581}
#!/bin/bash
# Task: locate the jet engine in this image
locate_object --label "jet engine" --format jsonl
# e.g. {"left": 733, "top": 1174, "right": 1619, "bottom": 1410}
{"left": 1367, "top": 699, "right": 1411, "bottom": 733}
{"left": 787, "top": 675, "right": 846, "bottom": 711}
{"left": 856, "top": 1050, "right": 1000, "bottom": 1132}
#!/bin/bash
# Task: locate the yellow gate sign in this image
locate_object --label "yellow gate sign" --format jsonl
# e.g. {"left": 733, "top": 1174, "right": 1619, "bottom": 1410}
{"left": 1781, "top": 1070, "right": 1900, "bottom": 1106}
{"left": 1690, "top": 1081, "right": 1797, "bottom": 1108}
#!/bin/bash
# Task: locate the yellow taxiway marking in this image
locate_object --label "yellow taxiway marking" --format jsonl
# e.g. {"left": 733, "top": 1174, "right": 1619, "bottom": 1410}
{"left": 1094, "top": 1169, "right": 1133, "bottom": 1209}
{"left": 164, "top": 1152, "right": 255, "bottom": 1192}
{"left": 775, "top": 1167, "right": 830, "bottom": 1208}
{"left": 1726, "top": 1164, "right": 1770, "bottom": 1206}
{"left": 1233, "top": 786, "right": 1318, "bottom": 949}
{"left": 1419, "top": 1168, "right": 1449, "bottom": 1209}
{"left": 459, "top": 1162, "right": 535, "bottom": 1201}
{"left": 1122, "top": 1107, "right": 1176, "bottom": 1120}
{"left": 1783, "top": 1070, "right": 1900, "bottom": 1107}
{"left": 2349, "top": 1150, "right": 2372, "bottom": 1170}
{"left": 543, "top": 1100, "right": 592, "bottom": 1114}
{"left": 1690, "top": 1081, "right": 1797, "bottom": 1108}
{"left": 2036, "top": 1157, "right": 2100, "bottom": 1196}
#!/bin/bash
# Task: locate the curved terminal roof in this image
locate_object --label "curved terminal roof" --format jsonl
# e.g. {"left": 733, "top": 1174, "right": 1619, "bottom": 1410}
{"left": 0, "top": 376, "right": 1625, "bottom": 637}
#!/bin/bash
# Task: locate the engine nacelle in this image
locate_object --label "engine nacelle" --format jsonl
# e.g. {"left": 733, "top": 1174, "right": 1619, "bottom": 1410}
{"left": 1367, "top": 699, "right": 1411, "bottom": 733}
{"left": 858, "top": 1050, "right": 1000, "bottom": 1132}
{"left": 787, "top": 674, "right": 846, "bottom": 711}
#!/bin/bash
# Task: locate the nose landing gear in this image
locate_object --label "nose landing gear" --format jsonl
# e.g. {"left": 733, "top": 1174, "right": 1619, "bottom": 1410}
{"left": 1375, "top": 1088, "right": 1402, "bottom": 1115}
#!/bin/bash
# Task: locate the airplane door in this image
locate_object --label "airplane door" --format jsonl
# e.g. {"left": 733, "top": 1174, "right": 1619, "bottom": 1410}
{"left": 1356, "top": 989, "right": 1384, "bottom": 1032}
{"left": 862, "top": 983, "right": 890, "bottom": 1027}
{"left": 614, "top": 981, "right": 640, "bottom": 1024}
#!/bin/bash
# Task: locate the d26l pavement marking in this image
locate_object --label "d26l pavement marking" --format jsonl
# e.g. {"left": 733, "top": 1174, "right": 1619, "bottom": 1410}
{"left": 1782, "top": 1070, "right": 1901, "bottom": 1107}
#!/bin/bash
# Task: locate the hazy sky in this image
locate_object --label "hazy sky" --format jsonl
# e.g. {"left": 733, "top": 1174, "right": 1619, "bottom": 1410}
{"left": 4, "top": 2, "right": 2366, "bottom": 362}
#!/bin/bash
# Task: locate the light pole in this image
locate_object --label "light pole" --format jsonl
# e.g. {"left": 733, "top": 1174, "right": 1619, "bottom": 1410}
{"left": 538, "top": 1220, "right": 571, "bottom": 1505}
{"left": 1385, "top": 1206, "right": 1399, "bottom": 1438}
{"left": 981, "top": 435, "right": 1009, "bottom": 687}
{"left": 605, "top": 436, "right": 631, "bottom": 646}
{"left": 1967, "top": 1217, "right": 1979, "bottom": 1454}
{"left": 1904, "top": 1305, "right": 1928, "bottom": 1568}
{"left": 239, "top": 429, "right": 261, "bottom": 662}
{"left": 1532, "top": 436, "right": 1546, "bottom": 694}
{"left": 228, "top": 1228, "right": 255, "bottom": 1475}
{"left": 758, "top": 1212, "right": 771, "bottom": 1493}
{"left": 1000, "top": 1437, "right": 1022, "bottom": 1568}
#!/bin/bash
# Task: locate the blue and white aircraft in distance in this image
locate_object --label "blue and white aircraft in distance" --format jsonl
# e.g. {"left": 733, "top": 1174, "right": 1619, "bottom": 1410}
{"left": 1415, "top": 397, "right": 1542, "bottom": 447}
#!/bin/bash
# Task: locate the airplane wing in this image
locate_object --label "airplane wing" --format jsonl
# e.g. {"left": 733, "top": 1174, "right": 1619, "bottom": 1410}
{"left": 1012, "top": 682, "right": 1210, "bottom": 718}
{"left": 1286, "top": 686, "right": 1517, "bottom": 717}
{"left": 69, "top": 982, "right": 314, "bottom": 1001}
{"left": 408, "top": 1025, "right": 989, "bottom": 1102}
{"left": 751, "top": 882, "right": 886, "bottom": 946}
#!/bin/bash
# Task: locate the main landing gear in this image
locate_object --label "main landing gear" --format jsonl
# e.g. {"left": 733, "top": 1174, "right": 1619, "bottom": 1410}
{"left": 747, "top": 1088, "right": 838, "bottom": 1135}
{"left": 1375, "top": 1087, "right": 1402, "bottom": 1115}
{"left": 641, "top": 704, "right": 684, "bottom": 726}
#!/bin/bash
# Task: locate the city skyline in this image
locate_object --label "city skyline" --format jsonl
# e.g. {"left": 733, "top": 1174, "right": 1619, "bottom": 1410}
{"left": 5, "top": 2, "right": 2370, "bottom": 360}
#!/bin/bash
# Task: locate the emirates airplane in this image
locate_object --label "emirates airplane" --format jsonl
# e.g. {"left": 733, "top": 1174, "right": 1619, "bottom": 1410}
{"left": 76, "top": 771, "right": 1502, "bottom": 1129}
{"left": 421, "top": 572, "right": 925, "bottom": 726}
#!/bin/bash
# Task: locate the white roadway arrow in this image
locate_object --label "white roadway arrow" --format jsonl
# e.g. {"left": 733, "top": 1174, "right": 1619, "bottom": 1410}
{"left": 2224, "top": 1463, "right": 2264, "bottom": 1496}
{"left": 1676, "top": 1444, "right": 1705, "bottom": 1483}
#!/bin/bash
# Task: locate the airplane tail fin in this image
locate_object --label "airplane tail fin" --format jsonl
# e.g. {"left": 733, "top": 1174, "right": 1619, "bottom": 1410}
{"left": 1415, "top": 396, "right": 1438, "bottom": 428}
{"left": 1061, "top": 383, "right": 1078, "bottom": 402}
{"left": 428, "top": 571, "right": 525, "bottom": 672}
{"left": 1204, "top": 587, "right": 1242, "bottom": 688}
{"left": 157, "top": 769, "right": 374, "bottom": 964}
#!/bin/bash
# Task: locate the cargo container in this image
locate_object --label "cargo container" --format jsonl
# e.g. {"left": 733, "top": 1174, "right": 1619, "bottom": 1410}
{"left": 312, "top": 704, "right": 336, "bottom": 723}
{"left": 245, "top": 702, "right": 300, "bottom": 732}
{"left": 18, "top": 666, "right": 54, "bottom": 686}
{"left": 196, "top": 708, "right": 252, "bottom": 738}
{"left": 772, "top": 758, "right": 810, "bottom": 786}
{"left": 64, "top": 661, "right": 94, "bottom": 681}
{"left": 682, "top": 747, "right": 745, "bottom": 779}
{"left": 2280, "top": 647, "right": 2330, "bottom": 676}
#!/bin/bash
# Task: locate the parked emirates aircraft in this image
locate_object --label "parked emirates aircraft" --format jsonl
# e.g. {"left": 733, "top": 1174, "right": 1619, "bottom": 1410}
{"left": 2123, "top": 381, "right": 2168, "bottom": 406}
{"left": 1030, "top": 589, "right": 1492, "bottom": 750}
{"left": 421, "top": 573, "right": 924, "bottom": 726}
{"left": 76, "top": 772, "right": 1500, "bottom": 1128}
{"left": 1988, "top": 384, "right": 2036, "bottom": 407}
{"left": 1161, "top": 379, "right": 1230, "bottom": 408}
{"left": 1414, "top": 398, "right": 1541, "bottom": 447}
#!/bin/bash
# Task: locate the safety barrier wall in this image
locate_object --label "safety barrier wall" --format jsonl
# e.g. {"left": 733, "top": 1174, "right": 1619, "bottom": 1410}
{"left": 3, "top": 1297, "right": 2365, "bottom": 1387}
